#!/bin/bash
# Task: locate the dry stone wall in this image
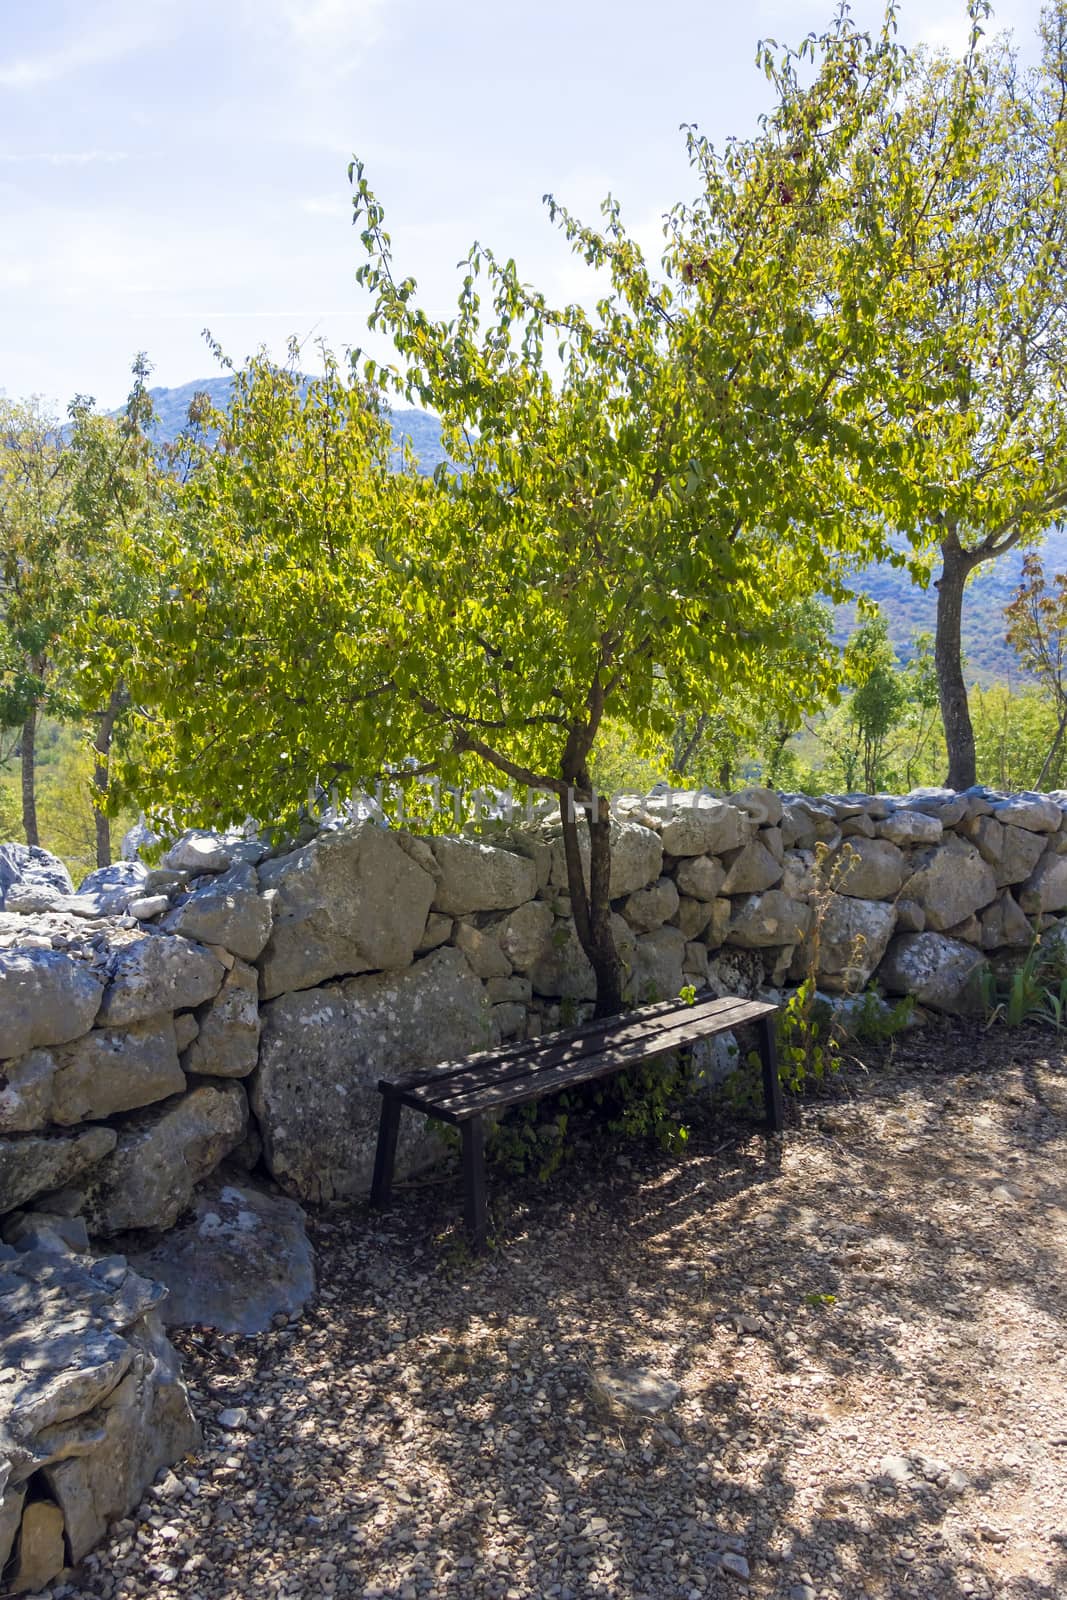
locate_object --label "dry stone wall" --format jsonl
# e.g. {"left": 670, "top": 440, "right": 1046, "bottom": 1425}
{"left": 3, "top": 783, "right": 1067, "bottom": 1586}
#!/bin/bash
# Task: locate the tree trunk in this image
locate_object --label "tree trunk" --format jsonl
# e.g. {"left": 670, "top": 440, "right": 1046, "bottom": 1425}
{"left": 20, "top": 707, "right": 39, "bottom": 848}
{"left": 558, "top": 790, "right": 624, "bottom": 1019}
{"left": 92, "top": 689, "right": 125, "bottom": 869}
{"left": 935, "top": 534, "right": 979, "bottom": 790}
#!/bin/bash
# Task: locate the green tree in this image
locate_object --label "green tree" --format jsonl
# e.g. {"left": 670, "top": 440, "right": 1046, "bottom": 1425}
{"left": 102, "top": 11, "right": 980, "bottom": 1016}
{"left": 1005, "top": 551, "right": 1067, "bottom": 785}
{"left": 872, "top": 2, "right": 1067, "bottom": 787}
{"left": 0, "top": 360, "right": 159, "bottom": 863}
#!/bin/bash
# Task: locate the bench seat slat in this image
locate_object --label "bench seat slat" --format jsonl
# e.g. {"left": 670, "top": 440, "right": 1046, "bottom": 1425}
{"left": 395, "top": 998, "right": 774, "bottom": 1123}
{"left": 382, "top": 989, "right": 729, "bottom": 1096}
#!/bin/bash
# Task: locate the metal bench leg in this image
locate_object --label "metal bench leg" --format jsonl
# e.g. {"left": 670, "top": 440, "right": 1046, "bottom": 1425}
{"left": 461, "top": 1115, "right": 488, "bottom": 1252}
{"left": 757, "top": 1013, "right": 785, "bottom": 1133}
{"left": 370, "top": 1095, "right": 402, "bottom": 1207}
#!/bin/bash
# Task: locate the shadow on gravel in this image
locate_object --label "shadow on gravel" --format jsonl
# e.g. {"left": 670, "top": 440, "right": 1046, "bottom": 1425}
{"left": 78, "top": 1028, "right": 1065, "bottom": 1600}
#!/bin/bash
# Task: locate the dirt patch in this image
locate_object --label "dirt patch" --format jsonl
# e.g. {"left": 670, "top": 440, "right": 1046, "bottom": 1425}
{"left": 72, "top": 1020, "right": 1066, "bottom": 1600}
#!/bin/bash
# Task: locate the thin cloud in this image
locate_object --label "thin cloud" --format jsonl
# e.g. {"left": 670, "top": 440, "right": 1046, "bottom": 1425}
{"left": 0, "top": 3, "right": 176, "bottom": 90}
{"left": 0, "top": 150, "right": 129, "bottom": 166}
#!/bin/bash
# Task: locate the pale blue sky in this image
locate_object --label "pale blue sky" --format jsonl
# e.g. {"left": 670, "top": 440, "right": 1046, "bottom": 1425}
{"left": 0, "top": 0, "right": 1045, "bottom": 411}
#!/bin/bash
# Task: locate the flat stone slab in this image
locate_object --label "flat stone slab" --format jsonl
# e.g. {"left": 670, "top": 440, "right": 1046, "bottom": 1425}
{"left": 125, "top": 1177, "right": 314, "bottom": 1336}
{"left": 592, "top": 1365, "right": 681, "bottom": 1415}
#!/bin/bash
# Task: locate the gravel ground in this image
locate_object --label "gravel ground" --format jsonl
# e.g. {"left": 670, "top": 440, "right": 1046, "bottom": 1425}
{"left": 62, "top": 1021, "right": 1066, "bottom": 1600}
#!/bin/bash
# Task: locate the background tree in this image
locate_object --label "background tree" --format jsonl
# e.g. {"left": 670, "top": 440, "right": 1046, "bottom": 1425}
{"left": 867, "top": 2, "right": 1067, "bottom": 787}
{"left": 0, "top": 360, "right": 158, "bottom": 863}
{"left": 1005, "top": 551, "right": 1067, "bottom": 785}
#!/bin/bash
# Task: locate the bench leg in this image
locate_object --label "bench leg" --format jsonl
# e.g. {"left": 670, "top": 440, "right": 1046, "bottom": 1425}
{"left": 756, "top": 1013, "right": 785, "bottom": 1133}
{"left": 370, "top": 1095, "right": 402, "bottom": 1208}
{"left": 461, "top": 1115, "right": 488, "bottom": 1253}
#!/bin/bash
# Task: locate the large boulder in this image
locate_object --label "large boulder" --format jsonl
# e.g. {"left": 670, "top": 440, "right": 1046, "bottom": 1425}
{"left": 428, "top": 836, "right": 538, "bottom": 915}
{"left": 125, "top": 1176, "right": 314, "bottom": 1337}
{"left": 546, "top": 817, "right": 663, "bottom": 896}
{"left": 674, "top": 856, "right": 726, "bottom": 902}
{"left": 991, "top": 794, "right": 1062, "bottom": 833}
{"left": 0, "top": 844, "right": 74, "bottom": 913}
{"left": 877, "top": 932, "right": 988, "bottom": 1015}
{"left": 720, "top": 839, "right": 783, "bottom": 895}
{"left": 489, "top": 900, "right": 554, "bottom": 971}
{"left": 659, "top": 798, "right": 750, "bottom": 858}
{"left": 253, "top": 946, "right": 491, "bottom": 1202}
{"left": 1018, "top": 849, "right": 1067, "bottom": 914}
{"left": 726, "top": 891, "right": 811, "bottom": 949}
{"left": 169, "top": 882, "right": 273, "bottom": 962}
{"left": 0, "top": 1235, "right": 198, "bottom": 1576}
{"left": 528, "top": 914, "right": 637, "bottom": 1003}
{"left": 959, "top": 815, "right": 1046, "bottom": 887}
{"left": 79, "top": 1084, "right": 248, "bottom": 1235}
{"left": 807, "top": 894, "right": 897, "bottom": 992}
{"left": 875, "top": 810, "right": 942, "bottom": 847}
{"left": 622, "top": 877, "right": 680, "bottom": 933}
{"left": 97, "top": 935, "right": 225, "bottom": 1027}
{"left": 182, "top": 959, "right": 260, "bottom": 1078}
{"left": 257, "top": 823, "right": 435, "bottom": 999}
{"left": 631, "top": 926, "right": 687, "bottom": 1003}
{"left": 0, "top": 1127, "right": 117, "bottom": 1216}
{"left": 729, "top": 787, "right": 783, "bottom": 827}
{"left": 0, "top": 950, "right": 103, "bottom": 1061}
{"left": 160, "top": 830, "right": 231, "bottom": 874}
{"left": 72, "top": 861, "right": 149, "bottom": 916}
{"left": 0, "top": 1017, "right": 184, "bottom": 1132}
{"left": 901, "top": 835, "right": 997, "bottom": 932}
{"left": 828, "top": 837, "right": 907, "bottom": 900}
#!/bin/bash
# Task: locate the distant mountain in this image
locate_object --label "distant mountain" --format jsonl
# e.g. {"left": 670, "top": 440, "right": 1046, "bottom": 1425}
{"left": 142, "top": 379, "right": 1063, "bottom": 682}
{"left": 841, "top": 527, "right": 1067, "bottom": 683}
{"left": 142, "top": 377, "right": 448, "bottom": 476}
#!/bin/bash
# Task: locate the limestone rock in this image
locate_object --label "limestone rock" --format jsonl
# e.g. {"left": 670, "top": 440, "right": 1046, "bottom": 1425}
{"left": 810, "top": 894, "right": 897, "bottom": 992}
{"left": 546, "top": 817, "right": 663, "bottom": 896}
{"left": 659, "top": 799, "right": 749, "bottom": 858}
{"left": 161, "top": 831, "right": 231, "bottom": 873}
{"left": 980, "top": 892, "right": 1033, "bottom": 950}
{"left": 254, "top": 947, "right": 491, "bottom": 1202}
{"left": 128, "top": 895, "right": 170, "bottom": 921}
{"left": 453, "top": 921, "right": 513, "bottom": 979}
{"left": 780, "top": 850, "right": 817, "bottom": 900}
{"left": 125, "top": 1177, "right": 314, "bottom": 1336}
{"left": 875, "top": 810, "right": 943, "bottom": 847}
{"left": 877, "top": 932, "right": 988, "bottom": 1015}
{"left": 828, "top": 837, "right": 907, "bottom": 900}
{"left": 780, "top": 800, "right": 838, "bottom": 850}
{"left": 895, "top": 898, "right": 925, "bottom": 933}
{"left": 593, "top": 1366, "right": 680, "bottom": 1415}
{"left": 1, "top": 1017, "right": 184, "bottom": 1132}
{"left": 493, "top": 1002, "right": 527, "bottom": 1039}
{"left": 729, "top": 787, "right": 783, "bottom": 827}
{"left": 902, "top": 787, "right": 968, "bottom": 825}
{"left": 674, "top": 895, "right": 713, "bottom": 940}
{"left": 991, "top": 794, "right": 1062, "bottom": 833}
{"left": 0, "top": 1128, "right": 117, "bottom": 1217}
{"left": 485, "top": 975, "right": 532, "bottom": 1004}
{"left": 901, "top": 835, "right": 997, "bottom": 932}
{"left": 622, "top": 877, "right": 680, "bottom": 932}
{"left": 490, "top": 900, "right": 554, "bottom": 971}
{"left": 0, "top": 1482, "right": 26, "bottom": 1575}
{"left": 720, "top": 839, "right": 783, "bottom": 896}
{"left": 631, "top": 926, "right": 687, "bottom": 1003}
{"left": 529, "top": 915, "right": 636, "bottom": 1003}
{"left": 80, "top": 1084, "right": 248, "bottom": 1235}
{"left": 428, "top": 836, "right": 539, "bottom": 915}
{"left": 97, "top": 935, "right": 224, "bottom": 1028}
{"left": 726, "top": 891, "right": 811, "bottom": 950}
{"left": 183, "top": 960, "right": 260, "bottom": 1079}
{"left": 1018, "top": 849, "right": 1067, "bottom": 914}
{"left": 0, "top": 950, "right": 103, "bottom": 1061}
{"left": 74, "top": 861, "right": 149, "bottom": 916}
{"left": 674, "top": 855, "right": 726, "bottom": 902}
{"left": 998, "top": 825, "right": 1046, "bottom": 888}
{"left": 9, "top": 1496, "right": 65, "bottom": 1592}
{"left": 705, "top": 898, "right": 732, "bottom": 949}
{"left": 257, "top": 823, "right": 436, "bottom": 998}
{"left": 683, "top": 941, "right": 709, "bottom": 982}
{"left": 169, "top": 883, "right": 273, "bottom": 961}
{"left": 0, "top": 844, "right": 73, "bottom": 913}
{"left": 416, "top": 912, "right": 453, "bottom": 953}
{"left": 840, "top": 812, "right": 876, "bottom": 838}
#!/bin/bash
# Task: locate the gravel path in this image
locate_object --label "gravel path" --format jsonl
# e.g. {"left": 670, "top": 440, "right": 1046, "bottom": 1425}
{"left": 65, "top": 1023, "right": 1066, "bottom": 1600}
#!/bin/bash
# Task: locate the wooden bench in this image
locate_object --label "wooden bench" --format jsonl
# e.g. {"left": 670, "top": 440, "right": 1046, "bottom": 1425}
{"left": 370, "top": 990, "right": 783, "bottom": 1251}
